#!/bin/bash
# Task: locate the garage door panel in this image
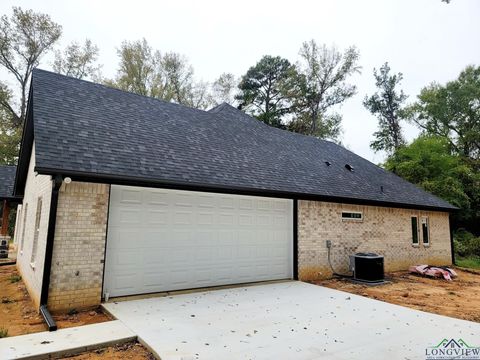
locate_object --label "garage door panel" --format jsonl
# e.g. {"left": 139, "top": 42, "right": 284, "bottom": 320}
{"left": 111, "top": 273, "right": 137, "bottom": 292}
{"left": 173, "top": 211, "right": 193, "bottom": 225}
{"left": 197, "top": 212, "right": 214, "bottom": 225}
{"left": 171, "top": 230, "right": 192, "bottom": 243}
{"left": 142, "top": 231, "right": 169, "bottom": 248}
{"left": 239, "top": 198, "right": 253, "bottom": 210}
{"left": 119, "top": 188, "right": 142, "bottom": 203}
{"left": 146, "top": 210, "right": 169, "bottom": 225}
{"left": 219, "top": 196, "right": 234, "bottom": 209}
{"left": 218, "top": 213, "right": 234, "bottom": 225}
{"left": 147, "top": 191, "right": 169, "bottom": 206}
{"left": 104, "top": 186, "right": 293, "bottom": 297}
{"left": 118, "top": 209, "right": 142, "bottom": 224}
{"left": 106, "top": 229, "right": 138, "bottom": 250}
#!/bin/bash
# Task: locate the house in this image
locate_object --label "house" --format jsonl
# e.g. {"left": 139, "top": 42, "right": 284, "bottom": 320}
{"left": 13, "top": 69, "right": 455, "bottom": 327}
{"left": 0, "top": 165, "right": 20, "bottom": 243}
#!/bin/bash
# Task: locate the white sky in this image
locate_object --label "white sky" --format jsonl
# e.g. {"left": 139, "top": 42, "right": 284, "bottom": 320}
{"left": 1, "top": 0, "right": 479, "bottom": 163}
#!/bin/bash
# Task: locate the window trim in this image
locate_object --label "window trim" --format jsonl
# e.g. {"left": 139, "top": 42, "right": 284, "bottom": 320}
{"left": 30, "top": 197, "right": 43, "bottom": 264}
{"left": 341, "top": 211, "right": 363, "bottom": 221}
{"left": 20, "top": 203, "right": 28, "bottom": 254}
{"left": 13, "top": 205, "right": 22, "bottom": 246}
{"left": 411, "top": 216, "right": 419, "bottom": 247}
{"left": 421, "top": 216, "right": 430, "bottom": 246}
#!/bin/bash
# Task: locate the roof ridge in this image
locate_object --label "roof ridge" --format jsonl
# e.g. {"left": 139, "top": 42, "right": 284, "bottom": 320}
{"left": 32, "top": 68, "right": 212, "bottom": 116}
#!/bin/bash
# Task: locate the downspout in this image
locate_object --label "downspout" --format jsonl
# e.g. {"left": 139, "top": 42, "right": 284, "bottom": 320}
{"left": 39, "top": 175, "right": 63, "bottom": 331}
{"left": 449, "top": 213, "right": 455, "bottom": 266}
{"left": 293, "top": 199, "right": 298, "bottom": 280}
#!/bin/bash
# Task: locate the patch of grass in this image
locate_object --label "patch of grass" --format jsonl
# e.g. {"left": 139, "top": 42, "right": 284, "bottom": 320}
{"left": 9, "top": 275, "right": 21, "bottom": 283}
{"left": 0, "top": 328, "right": 8, "bottom": 338}
{"left": 456, "top": 256, "right": 480, "bottom": 270}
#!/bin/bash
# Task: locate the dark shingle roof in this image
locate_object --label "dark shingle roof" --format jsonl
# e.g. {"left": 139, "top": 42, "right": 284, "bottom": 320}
{"left": 28, "top": 69, "right": 455, "bottom": 211}
{"left": 0, "top": 165, "right": 16, "bottom": 199}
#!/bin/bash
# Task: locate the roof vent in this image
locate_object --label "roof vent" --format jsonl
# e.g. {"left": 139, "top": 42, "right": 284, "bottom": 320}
{"left": 380, "top": 185, "right": 384, "bottom": 193}
{"left": 325, "top": 161, "right": 331, "bottom": 166}
{"left": 345, "top": 164, "right": 354, "bottom": 172}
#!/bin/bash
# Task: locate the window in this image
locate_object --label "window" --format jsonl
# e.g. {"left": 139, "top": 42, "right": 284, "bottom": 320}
{"left": 30, "top": 198, "right": 43, "bottom": 264}
{"left": 20, "top": 203, "right": 28, "bottom": 252}
{"left": 421, "top": 217, "right": 429, "bottom": 245}
{"left": 341, "top": 211, "right": 363, "bottom": 221}
{"left": 411, "top": 216, "right": 419, "bottom": 245}
{"left": 13, "top": 205, "right": 22, "bottom": 244}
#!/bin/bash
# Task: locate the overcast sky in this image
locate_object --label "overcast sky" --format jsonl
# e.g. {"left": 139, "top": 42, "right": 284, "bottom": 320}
{"left": 1, "top": 0, "right": 479, "bottom": 163}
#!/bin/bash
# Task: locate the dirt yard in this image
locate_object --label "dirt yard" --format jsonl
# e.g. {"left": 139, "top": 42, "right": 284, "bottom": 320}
{"left": 0, "top": 265, "right": 111, "bottom": 337}
{"left": 314, "top": 267, "right": 480, "bottom": 322}
{"left": 60, "top": 342, "right": 155, "bottom": 360}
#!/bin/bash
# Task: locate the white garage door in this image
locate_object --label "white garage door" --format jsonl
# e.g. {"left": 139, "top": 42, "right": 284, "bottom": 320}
{"left": 103, "top": 185, "right": 293, "bottom": 297}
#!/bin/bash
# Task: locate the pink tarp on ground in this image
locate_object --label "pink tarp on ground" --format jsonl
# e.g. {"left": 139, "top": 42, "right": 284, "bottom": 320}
{"left": 409, "top": 265, "right": 458, "bottom": 281}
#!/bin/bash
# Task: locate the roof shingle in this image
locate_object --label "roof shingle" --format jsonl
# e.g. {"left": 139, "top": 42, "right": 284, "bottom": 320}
{"left": 0, "top": 165, "right": 16, "bottom": 199}
{"left": 29, "top": 69, "right": 455, "bottom": 211}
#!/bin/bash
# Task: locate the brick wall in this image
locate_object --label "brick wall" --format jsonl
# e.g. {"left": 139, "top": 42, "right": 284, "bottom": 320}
{"left": 15, "top": 143, "right": 53, "bottom": 308}
{"left": 297, "top": 200, "right": 452, "bottom": 281}
{"left": 48, "top": 182, "right": 110, "bottom": 312}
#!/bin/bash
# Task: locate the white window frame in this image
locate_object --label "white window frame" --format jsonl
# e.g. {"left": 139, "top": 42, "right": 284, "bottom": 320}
{"left": 30, "top": 197, "right": 43, "bottom": 265}
{"left": 341, "top": 211, "right": 363, "bottom": 221}
{"left": 13, "top": 205, "right": 22, "bottom": 245}
{"left": 20, "top": 203, "right": 28, "bottom": 254}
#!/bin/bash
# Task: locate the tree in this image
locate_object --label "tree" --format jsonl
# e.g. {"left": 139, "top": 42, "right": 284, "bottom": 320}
{"left": 236, "top": 55, "right": 295, "bottom": 128}
{"left": 0, "top": 7, "right": 62, "bottom": 128}
{"left": 53, "top": 39, "right": 101, "bottom": 80}
{"left": 289, "top": 40, "right": 360, "bottom": 141}
{"left": 0, "top": 91, "right": 21, "bottom": 165}
{"left": 108, "top": 39, "right": 211, "bottom": 109}
{"left": 406, "top": 65, "right": 480, "bottom": 161}
{"left": 385, "top": 136, "right": 480, "bottom": 228}
{"left": 364, "top": 62, "right": 407, "bottom": 154}
{"left": 210, "top": 73, "right": 237, "bottom": 106}
{"left": 108, "top": 39, "right": 163, "bottom": 97}
{"left": 160, "top": 52, "right": 194, "bottom": 104}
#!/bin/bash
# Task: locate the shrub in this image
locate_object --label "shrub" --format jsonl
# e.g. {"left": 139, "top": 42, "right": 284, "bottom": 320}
{"left": 454, "top": 229, "right": 480, "bottom": 257}
{"left": 0, "top": 328, "right": 8, "bottom": 338}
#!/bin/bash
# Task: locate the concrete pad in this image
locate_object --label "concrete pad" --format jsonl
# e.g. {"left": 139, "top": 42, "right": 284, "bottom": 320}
{"left": 0, "top": 320, "right": 136, "bottom": 360}
{"left": 104, "top": 281, "right": 480, "bottom": 360}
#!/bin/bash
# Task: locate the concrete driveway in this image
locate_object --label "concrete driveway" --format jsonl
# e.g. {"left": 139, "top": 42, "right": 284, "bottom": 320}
{"left": 103, "top": 281, "right": 480, "bottom": 360}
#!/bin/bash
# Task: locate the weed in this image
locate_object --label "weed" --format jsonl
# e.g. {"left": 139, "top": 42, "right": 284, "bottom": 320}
{"left": 0, "top": 328, "right": 8, "bottom": 338}
{"left": 9, "top": 275, "right": 21, "bottom": 283}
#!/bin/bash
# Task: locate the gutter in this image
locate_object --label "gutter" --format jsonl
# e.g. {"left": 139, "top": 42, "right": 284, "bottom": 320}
{"left": 34, "top": 166, "right": 458, "bottom": 213}
{"left": 449, "top": 214, "right": 456, "bottom": 265}
{"left": 39, "top": 175, "right": 63, "bottom": 331}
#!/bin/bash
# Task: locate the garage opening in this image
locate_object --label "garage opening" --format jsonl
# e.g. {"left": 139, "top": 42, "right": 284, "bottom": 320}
{"left": 103, "top": 185, "right": 294, "bottom": 298}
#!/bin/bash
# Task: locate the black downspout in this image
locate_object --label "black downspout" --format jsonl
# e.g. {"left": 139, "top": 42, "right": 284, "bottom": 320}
{"left": 293, "top": 199, "right": 298, "bottom": 280}
{"left": 39, "top": 175, "right": 63, "bottom": 331}
{"left": 449, "top": 213, "right": 455, "bottom": 266}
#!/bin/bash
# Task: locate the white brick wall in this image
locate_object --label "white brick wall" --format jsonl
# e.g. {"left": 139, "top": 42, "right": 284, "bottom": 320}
{"left": 16, "top": 163, "right": 453, "bottom": 310}
{"left": 48, "top": 182, "right": 110, "bottom": 311}
{"left": 15, "top": 142, "right": 53, "bottom": 308}
{"left": 298, "top": 200, "right": 452, "bottom": 280}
